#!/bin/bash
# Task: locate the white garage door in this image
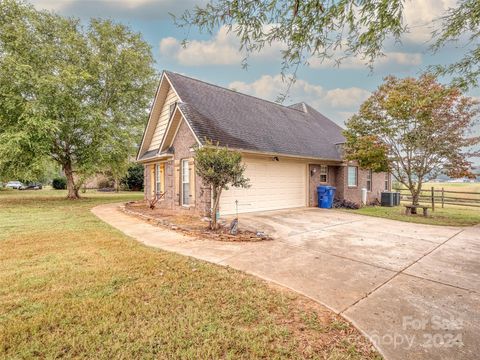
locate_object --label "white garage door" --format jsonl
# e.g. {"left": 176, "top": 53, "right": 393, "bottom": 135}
{"left": 219, "top": 157, "right": 307, "bottom": 215}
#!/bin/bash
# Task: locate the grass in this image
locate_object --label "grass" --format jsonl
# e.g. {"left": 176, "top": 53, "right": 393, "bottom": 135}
{"left": 345, "top": 202, "right": 480, "bottom": 227}
{"left": 0, "top": 189, "right": 380, "bottom": 359}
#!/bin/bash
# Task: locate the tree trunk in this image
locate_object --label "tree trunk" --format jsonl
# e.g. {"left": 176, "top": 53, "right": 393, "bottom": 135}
{"left": 210, "top": 187, "right": 222, "bottom": 230}
{"left": 64, "top": 162, "right": 80, "bottom": 199}
{"left": 411, "top": 191, "right": 419, "bottom": 206}
{"left": 410, "top": 184, "right": 422, "bottom": 214}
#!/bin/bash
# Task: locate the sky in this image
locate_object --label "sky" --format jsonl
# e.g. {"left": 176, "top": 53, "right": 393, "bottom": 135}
{"left": 31, "top": 0, "right": 479, "bottom": 164}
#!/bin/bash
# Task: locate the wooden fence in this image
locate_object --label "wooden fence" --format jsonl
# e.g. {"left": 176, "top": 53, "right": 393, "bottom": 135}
{"left": 393, "top": 186, "right": 480, "bottom": 210}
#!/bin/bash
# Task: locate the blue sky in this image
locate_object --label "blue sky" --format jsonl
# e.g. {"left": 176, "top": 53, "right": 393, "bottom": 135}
{"left": 31, "top": 0, "right": 479, "bottom": 151}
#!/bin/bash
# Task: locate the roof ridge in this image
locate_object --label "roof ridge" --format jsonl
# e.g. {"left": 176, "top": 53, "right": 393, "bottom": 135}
{"left": 165, "top": 70, "right": 312, "bottom": 115}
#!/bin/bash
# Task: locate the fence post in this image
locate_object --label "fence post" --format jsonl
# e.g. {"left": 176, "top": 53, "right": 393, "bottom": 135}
{"left": 441, "top": 187, "right": 444, "bottom": 208}
{"left": 431, "top": 186, "right": 435, "bottom": 212}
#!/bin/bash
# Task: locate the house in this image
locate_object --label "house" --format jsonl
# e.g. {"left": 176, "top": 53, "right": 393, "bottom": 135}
{"left": 137, "top": 71, "right": 391, "bottom": 216}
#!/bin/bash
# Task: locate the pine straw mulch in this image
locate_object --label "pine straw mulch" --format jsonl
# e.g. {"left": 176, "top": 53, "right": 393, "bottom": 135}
{"left": 123, "top": 201, "right": 272, "bottom": 242}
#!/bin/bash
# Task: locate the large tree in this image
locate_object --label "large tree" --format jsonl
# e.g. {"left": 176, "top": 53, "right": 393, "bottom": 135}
{"left": 178, "top": 0, "right": 480, "bottom": 90}
{"left": 343, "top": 75, "right": 479, "bottom": 207}
{"left": 0, "top": 0, "right": 156, "bottom": 198}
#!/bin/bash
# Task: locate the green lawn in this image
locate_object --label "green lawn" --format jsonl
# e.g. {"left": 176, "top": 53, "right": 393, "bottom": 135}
{"left": 345, "top": 203, "right": 480, "bottom": 227}
{"left": 0, "top": 190, "right": 379, "bottom": 359}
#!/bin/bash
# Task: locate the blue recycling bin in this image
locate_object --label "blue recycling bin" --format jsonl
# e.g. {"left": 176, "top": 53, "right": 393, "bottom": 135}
{"left": 317, "top": 185, "right": 336, "bottom": 208}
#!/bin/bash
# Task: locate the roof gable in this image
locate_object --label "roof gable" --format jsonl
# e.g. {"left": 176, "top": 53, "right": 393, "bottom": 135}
{"left": 158, "top": 104, "right": 201, "bottom": 153}
{"left": 137, "top": 72, "right": 181, "bottom": 160}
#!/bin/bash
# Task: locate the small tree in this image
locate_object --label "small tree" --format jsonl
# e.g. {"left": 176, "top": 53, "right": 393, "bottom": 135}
{"left": 344, "top": 75, "right": 479, "bottom": 209}
{"left": 194, "top": 141, "right": 250, "bottom": 230}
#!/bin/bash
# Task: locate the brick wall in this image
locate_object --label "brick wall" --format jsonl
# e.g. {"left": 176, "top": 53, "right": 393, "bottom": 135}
{"left": 335, "top": 164, "right": 390, "bottom": 205}
{"left": 143, "top": 120, "right": 211, "bottom": 216}
{"left": 308, "top": 164, "right": 337, "bottom": 206}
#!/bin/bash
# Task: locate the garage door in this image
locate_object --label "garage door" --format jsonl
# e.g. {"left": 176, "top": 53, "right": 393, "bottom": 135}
{"left": 219, "top": 157, "right": 307, "bottom": 215}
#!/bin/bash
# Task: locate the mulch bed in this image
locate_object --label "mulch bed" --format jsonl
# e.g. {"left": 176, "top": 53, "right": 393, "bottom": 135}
{"left": 123, "top": 201, "right": 272, "bottom": 242}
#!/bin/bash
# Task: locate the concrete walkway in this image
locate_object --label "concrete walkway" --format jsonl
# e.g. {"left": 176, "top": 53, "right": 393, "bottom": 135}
{"left": 92, "top": 204, "right": 480, "bottom": 360}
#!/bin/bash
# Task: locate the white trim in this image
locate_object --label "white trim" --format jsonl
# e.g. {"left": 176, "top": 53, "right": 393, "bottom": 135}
{"left": 176, "top": 107, "right": 202, "bottom": 146}
{"left": 137, "top": 71, "right": 184, "bottom": 161}
{"left": 158, "top": 108, "right": 202, "bottom": 153}
{"left": 164, "top": 73, "right": 183, "bottom": 103}
{"left": 137, "top": 154, "right": 173, "bottom": 164}
{"left": 181, "top": 158, "right": 190, "bottom": 206}
{"left": 319, "top": 164, "right": 328, "bottom": 183}
{"left": 347, "top": 166, "right": 358, "bottom": 187}
{"left": 137, "top": 72, "right": 165, "bottom": 160}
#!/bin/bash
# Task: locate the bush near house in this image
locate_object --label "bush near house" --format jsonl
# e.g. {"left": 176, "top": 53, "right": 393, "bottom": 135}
{"left": 121, "top": 163, "right": 144, "bottom": 191}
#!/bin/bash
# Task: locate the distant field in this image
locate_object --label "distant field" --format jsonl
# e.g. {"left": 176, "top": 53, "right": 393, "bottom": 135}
{"left": 423, "top": 182, "right": 480, "bottom": 193}
{"left": 393, "top": 182, "right": 480, "bottom": 204}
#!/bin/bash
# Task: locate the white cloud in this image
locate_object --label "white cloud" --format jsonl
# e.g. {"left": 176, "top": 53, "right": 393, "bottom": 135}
{"left": 323, "top": 88, "right": 371, "bottom": 108}
{"left": 403, "top": 0, "right": 457, "bottom": 43}
{"left": 310, "top": 51, "right": 422, "bottom": 69}
{"left": 159, "top": 25, "right": 284, "bottom": 66}
{"left": 229, "top": 74, "right": 370, "bottom": 125}
{"left": 160, "top": 27, "right": 242, "bottom": 66}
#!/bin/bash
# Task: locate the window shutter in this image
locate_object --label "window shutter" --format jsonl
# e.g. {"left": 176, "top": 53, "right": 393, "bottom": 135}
{"left": 189, "top": 158, "right": 195, "bottom": 206}
{"left": 174, "top": 160, "right": 180, "bottom": 205}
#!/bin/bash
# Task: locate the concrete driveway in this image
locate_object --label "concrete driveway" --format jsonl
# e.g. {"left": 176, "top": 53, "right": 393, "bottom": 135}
{"left": 93, "top": 205, "right": 480, "bottom": 360}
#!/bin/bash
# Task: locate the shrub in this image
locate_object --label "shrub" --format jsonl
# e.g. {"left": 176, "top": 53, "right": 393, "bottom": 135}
{"left": 121, "top": 163, "right": 144, "bottom": 191}
{"left": 332, "top": 198, "right": 360, "bottom": 209}
{"left": 52, "top": 177, "right": 67, "bottom": 190}
{"left": 97, "top": 178, "right": 114, "bottom": 189}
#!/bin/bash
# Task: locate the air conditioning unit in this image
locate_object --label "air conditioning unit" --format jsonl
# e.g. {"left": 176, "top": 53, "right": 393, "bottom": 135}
{"left": 393, "top": 192, "right": 401, "bottom": 206}
{"left": 381, "top": 192, "right": 395, "bottom": 207}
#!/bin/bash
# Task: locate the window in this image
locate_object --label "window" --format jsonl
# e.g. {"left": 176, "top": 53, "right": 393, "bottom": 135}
{"left": 155, "top": 164, "right": 161, "bottom": 196}
{"left": 181, "top": 159, "right": 190, "bottom": 206}
{"left": 347, "top": 166, "right": 357, "bottom": 187}
{"left": 319, "top": 165, "right": 328, "bottom": 183}
{"left": 384, "top": 173, "right": 390, "bottom": 191}
{"left": 366, "top": 170, "right": 372, "bottom": 191}
{"left": 169, "top": 101, "right": 177, "bottom": 117}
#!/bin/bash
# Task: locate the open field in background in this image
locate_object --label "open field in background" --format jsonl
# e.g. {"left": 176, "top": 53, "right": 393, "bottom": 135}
{"left": 423, "top": 181, "right": 480, "bottom": 192}
{"left": 0, "top": 190, "right": 380, "bottom": 359}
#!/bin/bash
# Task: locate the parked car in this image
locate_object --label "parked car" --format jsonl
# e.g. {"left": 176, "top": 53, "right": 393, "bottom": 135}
{"left": 5, "top": 181, "right": 23, "bottom": 189}
{"left": 19, "top": 182, "right": 43, "bottom": 190}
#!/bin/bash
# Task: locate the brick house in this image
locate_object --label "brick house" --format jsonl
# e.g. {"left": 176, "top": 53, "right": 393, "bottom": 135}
{"left": 137, "top": 71, "right": 391, "bottom": 217}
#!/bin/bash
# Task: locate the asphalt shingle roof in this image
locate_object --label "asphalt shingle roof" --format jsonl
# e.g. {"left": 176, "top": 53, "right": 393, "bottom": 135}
{"left": 166, "top": 71, "right": 345, "bottom": 160}
{"left": 138, "top": 149, "right": 158, "bottom": 161}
